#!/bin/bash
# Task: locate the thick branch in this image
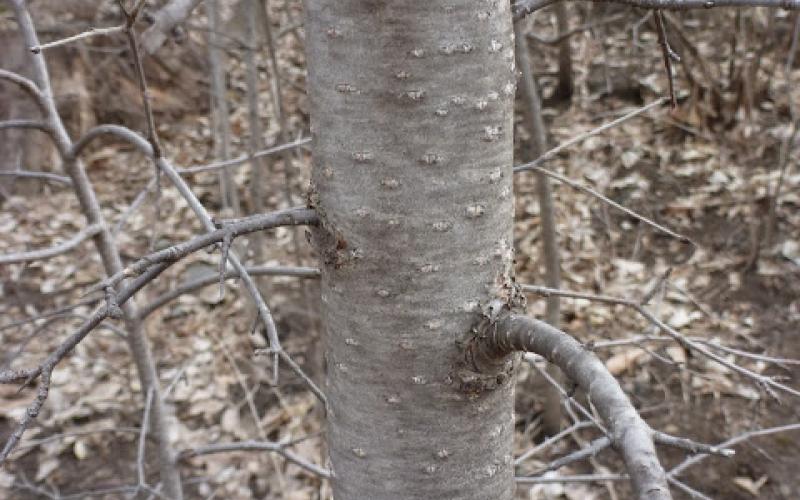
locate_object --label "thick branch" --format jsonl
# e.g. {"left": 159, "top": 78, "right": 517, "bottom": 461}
{"left": 0, "top": 223, "right": 102, "bottom": 264}
{"left": 90, "top": 208, "right": 318, "bottom": 293}
{"left": 473, "top": 310, "right": 671, "bottom": 499}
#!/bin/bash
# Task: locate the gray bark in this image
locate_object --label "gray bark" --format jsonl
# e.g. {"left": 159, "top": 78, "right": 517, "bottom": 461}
{"left": 303, "top": 1, "right": 518, "bottom": 498}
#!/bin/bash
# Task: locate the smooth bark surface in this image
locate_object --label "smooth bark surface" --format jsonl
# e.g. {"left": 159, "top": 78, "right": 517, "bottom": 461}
{"left": 304, "top": 1, "right": 518, "bottom": 498}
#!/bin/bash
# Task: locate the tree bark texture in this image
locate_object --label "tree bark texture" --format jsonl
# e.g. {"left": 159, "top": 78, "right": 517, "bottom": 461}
{"left": 303, "top": 1, "right": 518, "bottom": 498}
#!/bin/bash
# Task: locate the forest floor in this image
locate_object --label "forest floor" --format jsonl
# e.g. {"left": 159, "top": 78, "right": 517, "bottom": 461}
{"left": 1, "top": 2, "right": 799, "bottom": 499}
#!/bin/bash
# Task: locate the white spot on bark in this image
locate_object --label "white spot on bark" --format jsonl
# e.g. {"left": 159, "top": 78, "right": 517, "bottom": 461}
{"left": 488, "top": 169, "right": 503, "bottom": 183}
{"left": 412, "top": 375, "right": 427, "bottom": 385}
{"left": 484, "top": 464, "right": 498, "bottom": 477}
{"left": 432, "top": 221, "right": 453, "bottom": 232}
{"left": 474, "top": 99, "right": 488, "bottom": 111}
{"left": 336, "top": 83, "right": 358, "bottom": 94}
{"left": 419, "top": 153, "right": 443, "bottom": 165}
{"left": 376, "top": 289, "right": 390, "bottom": 298}
{"left": 424, "top": 464, "right": 438, "bottom": 474}
{"left": 402, "top": 89, "right": 426, "bottom": 101}
{"left": 450, "top": 95, "right": 466, "bottom": 106}
{"left": 352, "top": 151, "right": 374, "bottom": 163}
{"left": 482, "top": 125, "right": 502, "bottom": 142}
{"left": 326, "top": 26, "right": 342, "bottom": 38}
{"left": 434, "top": 108, "right": 449, "bottom": 117}
{"left": 322, "top": 166, "right": 333, "bottom": 178}
{"left": 352, "top": 448, "right": 366, "bottom": 458}
{"left": 344, "top": 338, "right": 359, "bottom": 346}
{"left": 419, "top": 263, "right": 440, "bottom": 273}
{"left": 462, "top": 300, "right": 479, "bottom": 312}
{"left": 409, "top": 48, "right": 425, "bottom": 58}
{"left": 437, "top": 449, "right": 450, "bottom": 459}
{"left": 503, "top": 81, "right": 516, "bottom": 96}
{"left": 488, "top": 39, "right": 503, "bottom": 53}
{"left": 465, "top": 204, "right": 486, "bottom": 218}
{"left": 381, "top": 178, "right": 401, "bottom": 190}
{"left": 386, "top": 394, "right": 400, "bottom": 404}
{"left": 425, "top": 318, "right": 443, "bottom": 330}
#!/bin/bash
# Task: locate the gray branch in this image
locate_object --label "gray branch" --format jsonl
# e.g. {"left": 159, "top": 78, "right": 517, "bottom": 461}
{"left": 139, "top": 265, "right": 320, "bottom": 319}
{"left": 473, "top": 310, "right": 671, "bottom": 499}
{"left": 180, "top": 439, "right": 331, "bottom": 478}
{"left": 0, "top": 223, "right": 102, "bottom": 264}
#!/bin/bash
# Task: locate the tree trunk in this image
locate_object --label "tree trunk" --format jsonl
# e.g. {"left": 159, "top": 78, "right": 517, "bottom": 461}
{"left": 554, "top": 1, "right": 574, "bottom": 101}
{"left": 303, "top": 1, "right": 518, "bottom": 498}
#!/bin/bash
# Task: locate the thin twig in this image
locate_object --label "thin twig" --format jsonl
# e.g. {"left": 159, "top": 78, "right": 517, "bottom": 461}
{"left": 30, "top": 25, "right": 125, "bottom": 53}
{"left": 0, "top": 223, "right": 103, "bottom": 265}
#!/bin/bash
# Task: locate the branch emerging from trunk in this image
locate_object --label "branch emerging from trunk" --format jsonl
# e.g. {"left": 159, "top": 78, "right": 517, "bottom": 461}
{"left": 471, "top": 308, "right": 671, "bottom": 500}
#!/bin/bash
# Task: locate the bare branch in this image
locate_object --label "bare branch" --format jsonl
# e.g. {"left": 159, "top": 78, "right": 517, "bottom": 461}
{"left": 0, "top": 119, "right": 50, "bottom": 132}
{"left": 139, "top": 265, "right": 320, "bottom": 319}
{"left": 88, "top": 207, "right": 318, "bottom": 294}
{"left": 668, "top": 423, "right": 800, "bottom": 479}
{"left": 0, "top": 170, "right": 72, "bottom": 186}
{"left": 513, "top": 0, "right": 800, "bottom": 19}
{"left": 519, "top": 284, "right": 800, "bottom": 398}
{"left": 177, "top": 137, "right": 310, "bottom": 174}
{"left": 0, "top": 261, "right": 172, "bottom": 462}
{"left": 527, "top": 13, "right": 627, "bottom": 45}
{"left": 516, "top": 473, "right": 628, "bottom": 484}
{"left": 30, "top": 25, "right": 125, "bottom": 53}
{"left": 654, "top": 10, "right": 679, "bottom": 108}
{"left": 137, "top": 388, "right": 155, "bottom": 488}
{"left": 515, "top": 421, "right": 594, "bottom": 465}
{"left": 179, "top": 439, "right": 331, "bottom": 479}
{"left": 513, "top": 98, "right": 692, "bottom": 244}
{"left": 0, "top": 223, "right": 103, "bottom": 265}
{"left": 69, "top": 99, "right": 324, "bottom": 408}
{"left": 0, "top": 68, "right": 48, "bottom": 113}
{"left": 472, "top": 309, "right": 671, "bottom": 499}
